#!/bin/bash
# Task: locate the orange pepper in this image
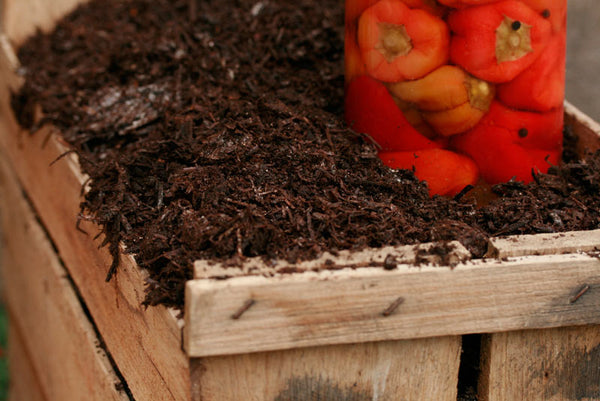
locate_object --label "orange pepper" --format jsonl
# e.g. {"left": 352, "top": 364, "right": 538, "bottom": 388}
{"left": 345, "top": 75, "right": 445, "bottom": 151}
{"left": 497, "top": 33, "right": 565, "bottom": 112}
{"left": 448, "top": 0, "right": 552, "bottom": 83}
{"left": 357, "top": 0, "right": 449, "bottom": 82}
{"left": 379, "top": 148, "right": 479, "bottom": 197}
{"left": 388, "top": 65, "right": 495, "bottom": 136}
{"left": 451, "top": 101, "right": 563, "bottom": 184}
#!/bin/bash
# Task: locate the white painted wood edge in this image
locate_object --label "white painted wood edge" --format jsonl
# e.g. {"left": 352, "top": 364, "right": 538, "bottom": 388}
{"left": 195, "top": 241, "right": 471, "bottom": 279}
{"left": 565, "top": 100, "right": 600, "bottom": 138}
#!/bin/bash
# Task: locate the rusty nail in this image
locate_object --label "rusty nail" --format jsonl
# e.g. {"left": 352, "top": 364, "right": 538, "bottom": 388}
{"left": 381, "top": 297, "right": 405, "bottom": 317}
{"left": 569, "top": 285, "right": 590, "bottom": 304}
{"left": 231, "top": 299, "right": 256, "bottom": 319}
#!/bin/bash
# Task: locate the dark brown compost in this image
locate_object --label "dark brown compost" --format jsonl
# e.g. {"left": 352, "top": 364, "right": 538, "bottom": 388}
{"left": 11, "top": 0, "right": 600, "bottom": 309}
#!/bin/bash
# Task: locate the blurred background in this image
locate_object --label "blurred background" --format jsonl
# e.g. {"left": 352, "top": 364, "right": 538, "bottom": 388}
{"left": 566, "top": 0, "right": 600, "bottom": 120}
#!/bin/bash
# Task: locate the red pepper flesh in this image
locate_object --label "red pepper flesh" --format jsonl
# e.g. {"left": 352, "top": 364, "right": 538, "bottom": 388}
{"left": 448, "top": 0, "right": 552, "bottom": 83}
{"left": 451, "top": 101, "right": 563, "bottom": 184}
{"left": 357, "top": 0, "right": 449, "bottom": 82}
{"left": 345, "top": 75, "right": 445, "bottom": 151}
{"left": 379, "top": 148, "right": 479, "bottom": 196}
{"left": 521, "top": 0, "right": 567, "bottom": 33}
{"left": 497, "top": 33, "right": 565, "bottom": 112}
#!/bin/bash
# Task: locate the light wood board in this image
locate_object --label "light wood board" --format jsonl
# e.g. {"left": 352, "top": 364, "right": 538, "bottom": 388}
{"left": 192, "top": 336, "right": 461, "bottom": 401}
{"left": 480, "top": 326, "right": 600, "bottom": 401}
{"left": 488, "top": 229, "right": 600, "bottom": 259}
{"left": 2, "top": 0, "right": 88, "bottom": 47}
{"left": 185, "top": 253, "right": 600, "bottom": 357}
{"left": 482, "top": 216, "right": 600, "bottom": 401}
{"left": 0, "top": 147, "right": 128, "bottom": 400}
{"left": 0, "top": 37, "right": 190, "bottom": 401}
{"left": 6, "top": 325, "right": 47, "bottom": 401}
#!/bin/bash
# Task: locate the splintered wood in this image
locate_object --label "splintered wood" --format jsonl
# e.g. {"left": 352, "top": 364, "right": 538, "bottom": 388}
{"left": 487, "top": 229, "right": 600, "bottom": 258}
{"left": 194, "top": 241, "right": 471, "bottom": 279}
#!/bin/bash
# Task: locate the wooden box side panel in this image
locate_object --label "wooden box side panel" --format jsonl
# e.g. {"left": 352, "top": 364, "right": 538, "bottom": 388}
{"left": 0, "top": 148, "right": 128, "bottom": 400}
{"left": 2, "top": 0, "right": 88, "bottom": 47}
{"left": 6, "top": 325, "right": 46, "bottom": 401}
{"left": 480, "top": 224, "right": 600, "bottom": 401}
{"left": 192, "top": 336, "right": 461, "bottom": 401}
{"left": 0, "top": 35, "right": 190, "bottom": 401}
{"left": 480, "top": 325, "right": 600, "bottom": 401}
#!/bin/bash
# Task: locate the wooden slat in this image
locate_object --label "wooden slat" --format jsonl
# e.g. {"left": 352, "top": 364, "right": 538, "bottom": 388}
{"left": 488, "top": 229, "right": 600, "bottom": 259}
{"left": 481, "top": 220, "right": 600, "bottom": 400}
{"left": 564, "top": 101, "right": 600, "bottom": 155}
{"left": 0, "top": 148, "right": 128, "bottom": 401}
{"left": 0, "top": 38, "right": 190, "bottom": 401}
{"left": 195, "top": 241, "right": 470, "bottom": 279}
{"left": 480, "top": 325, "right": 600, "bottom": 401}
{"left": 192, "top": 336, "right": 461, "bottom": 401}
{"left": 2, "top": 0, "right": 88, "bottom": 47}
{"left": 185, "top": 253, "right": 600, "bottom": 357}
{"left": 6, "top": 325, "right": 46, "bottom": 401}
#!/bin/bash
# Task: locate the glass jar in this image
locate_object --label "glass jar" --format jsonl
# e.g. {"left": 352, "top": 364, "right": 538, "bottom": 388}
{"left": 344, "top": 0, "right": 567, "bottom": 196}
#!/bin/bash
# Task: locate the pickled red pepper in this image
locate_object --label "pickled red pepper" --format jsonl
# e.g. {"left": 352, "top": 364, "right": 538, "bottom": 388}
{"left": 344, "top": 0, "right": 567, "bottom": 197}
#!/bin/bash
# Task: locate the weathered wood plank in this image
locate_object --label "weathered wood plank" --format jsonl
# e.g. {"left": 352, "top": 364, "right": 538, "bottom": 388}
{"left": 0, "top": 148, "right": 128, "bottom": 401}
{"left": 195, "top": 241, "right": 470, "bottom": 279}
{"left": 480, "top": 326, "right": 600, "bottom": 401}
{"left": 192, "top": 336, "right": 461, "bottom": 401}
{"left": 564, "top": 101, "right": 600, "bottom": 155}
{"left": 488, "top": 229, "right": 600, "bottom": 259}
{"left": 481, "top": 220, "right": 600, "bottom": 401}
{"left": 6, "top": 325, "right": 47, "bottom": 401}
{"left": 0, "top": 38, "right": 190, "bottom": 401}
{"left": 2, "top": 0, "right": 88, "bottom": 47}
{"left": 185, "top": 253, "right": 600, "bottom": 357}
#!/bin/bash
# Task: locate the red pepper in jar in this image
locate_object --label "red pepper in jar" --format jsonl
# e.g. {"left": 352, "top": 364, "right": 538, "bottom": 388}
{"left": 521, "top": 0, "right": 567, "bottom": 33}
{"left": 379, "top": 148, "right": 479, "bottom": 196}
{"left": 357, "top": 0, "right": 450, "bottom": 82}
{"left": 448, "top": 0, "right": 552, "bottom": 83}
{"left": 345, "top": 23, "right": 367, "bottom": 85}
{"left": 345, "top": 75, "right": 444, "bottom": 151}
{"left": 402, "top": 0, "right": 447, "bottom": 17}
{"left": 437, "top": 0, "right": 498, "bottom": 8}
{"left": 345, "top": 0, "right": 379, "bottom": 26}
{"left": 388, "top": 65, "right": 495, "bottom": 136}
{"left": 450, "top": 101, "right": 563, "bottom": 184}
{"left": 497, "top": 34, "right": 565, "bottom": 112}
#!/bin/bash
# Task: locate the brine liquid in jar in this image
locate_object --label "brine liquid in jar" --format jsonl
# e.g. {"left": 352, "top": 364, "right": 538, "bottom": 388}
{"left": 344, "top": 0, "right": 567, "bottom": 197}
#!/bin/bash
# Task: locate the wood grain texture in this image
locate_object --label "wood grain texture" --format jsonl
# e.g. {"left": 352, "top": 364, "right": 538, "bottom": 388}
{"left": 0, "top": 148, "right": 128, "bottom": 401}
{"left": 0, "top": 43, "right": 190, "bottom": 400}
{"left": 480, "top": 326, "right": 600, "bottom": 401}
{"left": 192, "top": 336, "right": 461, "bottom": 401}
{"left": 482, "top": 215, "right": 600, "bottom": 401}
{"left": 195, "top": 241, "right": 470, "bottom": 279}
{"left": 564, "top": 101, "right": 600, "bottom": 155}
{"left": 488, "top": 229, "right": 600, "bottom": 259}
{"left": 6, "top": 325, "right": 47, "bottom": 401}
{"left": 185, "top": 253, "right": 600, "bottom": 357}
{"left": 2, "top": 0, "right": 88, "bottom": 47}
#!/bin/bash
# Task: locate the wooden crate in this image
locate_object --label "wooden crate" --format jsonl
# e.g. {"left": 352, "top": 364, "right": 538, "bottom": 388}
{"left": 2, "top": 1, "right": 600, "bottom": 400}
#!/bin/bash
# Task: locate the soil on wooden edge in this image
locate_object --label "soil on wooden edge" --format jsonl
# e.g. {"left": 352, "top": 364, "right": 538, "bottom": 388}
{"left": 10, "top": 0, "right": 600, "bottom": 315}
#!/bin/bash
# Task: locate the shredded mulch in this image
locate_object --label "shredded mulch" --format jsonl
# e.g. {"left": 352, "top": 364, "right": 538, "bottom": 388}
{"left": 11, "top": 0, "right": 600, "bottom": 309}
